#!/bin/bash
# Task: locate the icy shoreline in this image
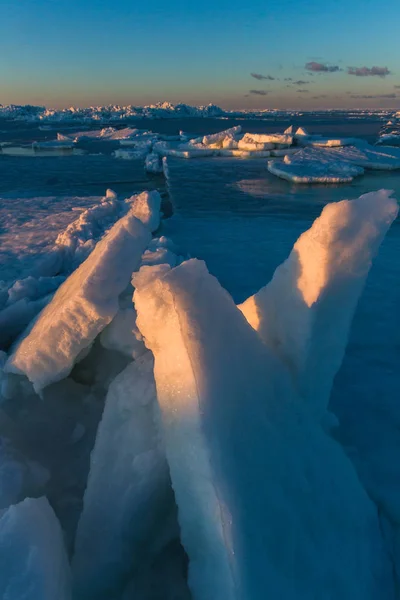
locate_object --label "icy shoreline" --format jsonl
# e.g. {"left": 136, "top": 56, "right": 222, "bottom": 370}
{"left": 0, "top": 184, "right": 399, "bottom": 599}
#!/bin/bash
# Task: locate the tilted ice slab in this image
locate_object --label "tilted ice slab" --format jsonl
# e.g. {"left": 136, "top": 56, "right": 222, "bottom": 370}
{"left": 127, "top": 190, "right": 161, "bottom": 233}
{"left": 241, "top": 132, "right": 293, "bottom": 145}
{"left": 100, "top": 307, "right": 146, "bottom": 358}
{"left": 328, "top": 144, "right": 400, "bottom": 170}
{"left": 202, "top": 126, "right": 241, "bottom": 147}
{"left": 0, "top": 497, "right": 71, "bottom": 600}
{"left": 6, "top": 210, "right": 151, "bottom": 391}
{"left": 239, "top": 189, "right": 398, "bottom": 416}
{"left": 267, "top": 147, "right": 363, "bottom": 183}
{"left": 72, "top": 352, "right": 173, "bottom": 600}
{"left": 134, "top": 259, "right": 392, "bottom": 600}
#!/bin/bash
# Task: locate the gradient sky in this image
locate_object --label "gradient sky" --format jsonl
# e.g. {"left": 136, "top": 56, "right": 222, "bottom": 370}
{"left": 1, "top": 0, "right": 400, "bottom": 110}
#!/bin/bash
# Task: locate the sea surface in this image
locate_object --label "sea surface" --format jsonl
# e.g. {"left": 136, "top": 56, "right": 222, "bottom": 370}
{"left": 1, "top": 114, "right": 399, "bottom": 497}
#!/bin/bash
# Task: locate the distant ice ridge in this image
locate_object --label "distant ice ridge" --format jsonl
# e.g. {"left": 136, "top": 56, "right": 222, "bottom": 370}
{"left": 0, "top": 102, "right": 225, "bottom": 123}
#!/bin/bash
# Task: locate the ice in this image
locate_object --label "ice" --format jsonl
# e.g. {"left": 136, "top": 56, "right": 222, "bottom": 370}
{"left": 113, "top": 148, "right": 148, "bottom": 159}
{"left": 33, "top": 140, "right": 75, "bottom": 149}
{"left": 202, "top": 126, "right": 241, "bottom": 147}
{"left": 100, "top": 308, "right": 146, "bottom": 358}
{"left": 145, "top": 152, "right": 163, "bottom": 173}
{"left": 6, "top": 211, "right": 151, "bottom": 391}
{"left": 239, "top": 189, "right": 398, "bottom": 415}
{"left": 299, "top": 136, "right": 361, "bottom": 147}
{"left": 60, "top": 127, "right": 140, "bottom": 142}
{"left": 0, "top": 497, "right": 71, "bottom": 600}
{"left": 218, "top": 149, "right": 271, "bottom": 158}
{"left": 141, "top": 247, "right": 178, "bottom": 268}
{"left": 267, "top": 148, "right": 362, "bottom": 183}
{"left": 328, "top": 144, "right": 400, "bottom": 170}
{"left": 239, "top": 132, "right": 292, "bottom": 146}
{"left": 0, "top": 434, "right": 49, "bottom": 509}
{"left": 270, "top": 147, "right": 301, "bottom": 157}
{"left": 127, "top": 190, "right": 161, "bottom": 232}
{"left": 237, "top": 134, "right": 275, "bottom": 151}
{"left": 158, "top": 147, "right": 215, "bottom": 159}
{"left": 72, "top": 352, "right": 173, "bottom": 600}
{"left": 134, "top": 258, "right": 392, "bottom": 600}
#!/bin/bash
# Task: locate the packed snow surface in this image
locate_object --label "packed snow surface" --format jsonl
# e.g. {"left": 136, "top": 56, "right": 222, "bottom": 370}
{"left": 134, "top": 252, "right": 393, "bottom": 600}
{"left": 328, "top": 144, "right": 400, "bottom": 170}
{"left": 0, "top": 497, "right": 71, "bottom": 600}
{"left": 267, "top": 152, "right": 360, "bottom": 183}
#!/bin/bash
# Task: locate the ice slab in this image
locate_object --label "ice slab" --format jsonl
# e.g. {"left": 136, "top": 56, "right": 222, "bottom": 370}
{"left": 299, "top": 136, "right": 361, "bottom": 147}
{"left": 145, "top": 152, "right": 163, "bottom": 173}
{"left": 268, "top": 154, "right": 358, "bottom": 183}
{"left": 6, "top": 212, "right": 151, "bottom": 391}
{"left": 202, "top": 126, "right": 241, "bottom": 147}
{"left": 239, "top": 189, "right": 398, "bottom": 415}
{"left": 72, "top": 353, "right": 173, "bottom": 600}
{"left": 127, "top": 190, "right": 161, "bottom": 232}
{"left": 218, "top": 149, "right": 271, "bottom": 158}
{"left": 328, "top": 144, "right": 400, "bottom": 170}
{"left": 134, "top": 259, "right": 390, "bottom": 600}
{"left": 240, "top": 132, "right": 293, "bottom": 145}
{"left": 60, "top": 127, "right": 140, "bottom": 142}
{"left": 0, "top": 497, "right": 71, "bottom": 600}
{"left": 99, "top": 308, "right": 146, "bottom": 358}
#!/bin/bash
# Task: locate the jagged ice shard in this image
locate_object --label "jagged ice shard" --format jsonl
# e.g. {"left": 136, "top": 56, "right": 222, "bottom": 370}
{"left": 134, "top": 253, "right": 394, "bottom": 600}
{"left": 239, "top": 189, "right": 398, "bottom": 416}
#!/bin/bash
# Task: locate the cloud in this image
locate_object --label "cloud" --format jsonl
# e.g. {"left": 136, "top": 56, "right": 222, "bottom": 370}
{"left": 297, "top": 89, "right": 309, "bottom": 93}
{"left": 292, "top": 80, "right": 310, "bottom": 85}
{"left": 249, "top": 89, "right": 269, "bottom": 96}
{"left": 312, "top": 95, "right": 327, "bottom": 99}
{"left": 347, "top": 66, "right": 391, "bottom": 77}
{"left": 349, "top": 93, "right": 396, "bottom": 99}
{"left": 284, "top": 77, "right": 292, "bottom": 81}
{"left": 394, "top": 85, "right": 400, "bottom": 89}
{"left": 250, "top": 73, "right": 275, "bottom": 81}
{"left": 305, "top": 61, "right": 340, "bottom": 73}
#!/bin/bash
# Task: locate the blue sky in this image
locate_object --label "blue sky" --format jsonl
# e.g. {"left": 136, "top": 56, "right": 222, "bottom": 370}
{"left": 1, "top": 0, "right": 400, "bottom": 109}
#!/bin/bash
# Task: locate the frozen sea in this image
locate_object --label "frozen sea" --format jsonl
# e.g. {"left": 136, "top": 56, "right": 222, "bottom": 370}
{"left": 1, "top": 113, "right": 400, "bottom": 556}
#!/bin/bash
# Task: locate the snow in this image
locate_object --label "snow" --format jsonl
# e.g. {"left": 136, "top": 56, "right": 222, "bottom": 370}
{"left": 239, "top": 132, "right": 293, "bottom": 145}
{"left": 237, "top": 135, "right": 275, "bottom": 151}
{"left": 0, "top": 497, "right": 71, "bottom": 600}
{"left": 6, "top": 211, "right": 151, "bottom": 391}
{"left": 72, "top": 352, "right": 173, "bottom": 600}
{"left": 134, "top": 258, "right": 392, "bottom": 600}
{"left": 59, "top": 127, "right": 141, "bottom": 142}
{"left": 127, "top": 190, "right": 161, "bottom": 232}
{"left": 239, "top": 189, "right": 398, "bottom": 416}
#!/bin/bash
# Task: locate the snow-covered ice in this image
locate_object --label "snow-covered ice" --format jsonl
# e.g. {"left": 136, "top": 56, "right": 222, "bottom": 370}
{"left": 99, "top": 308, "right": 146, "bottom": 358}
{"left": 267, "top": 147, "right": 363, "bottom": 183}
{"left": 145, "top": 152, "right": 163, "bottom": 173}
{"left": 328, "top": 144, "right": 400, "bottom": 170}
{"left": 239, "top": 189, "right": 398, "bottom": 415}
{"left": 128, "top": 190, "right": 161, "bottom": 232}
{"left": 0, "top": 497, "right": 71, "bottom": 600}
{"left": 134, "top": 258, "right": 392, "bottom": 600}
{"left": 6, "top": 211, "right": 151, "bottom": 391}
{"left": 72, "top": 352, "right": 173, "bottom": 600}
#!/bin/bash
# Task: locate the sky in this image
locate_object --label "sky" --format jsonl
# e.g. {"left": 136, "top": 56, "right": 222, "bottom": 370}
{"left": 1, "top": 0, "right": 400, "bottom": 110}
